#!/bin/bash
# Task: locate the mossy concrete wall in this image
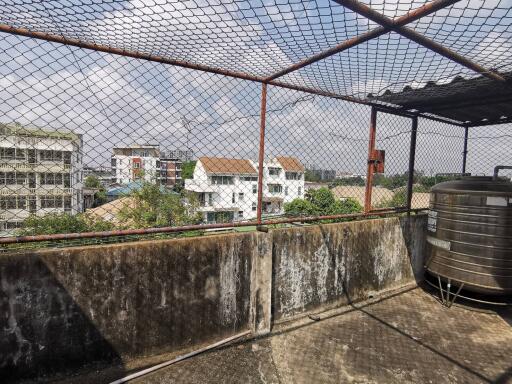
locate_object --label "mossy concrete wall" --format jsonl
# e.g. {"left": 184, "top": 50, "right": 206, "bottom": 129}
{"left": 272, "top": 215, "right": 426, "bottom": 320}
{"left": 0, "top": 214, "right": 426, "bottom": 381}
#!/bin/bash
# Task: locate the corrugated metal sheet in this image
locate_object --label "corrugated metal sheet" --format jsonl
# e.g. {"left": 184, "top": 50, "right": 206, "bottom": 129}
{"left": 369, "top": 72, "right": 512, "bottom": 126}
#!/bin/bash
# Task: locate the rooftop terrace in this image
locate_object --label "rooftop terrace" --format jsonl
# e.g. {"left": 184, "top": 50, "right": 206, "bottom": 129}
{"left": 0, "top": 1, "right": 511, "bottom": 383}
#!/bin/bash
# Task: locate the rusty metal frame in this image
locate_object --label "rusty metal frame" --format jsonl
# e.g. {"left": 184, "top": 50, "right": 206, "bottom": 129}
{"left": 265, "top": 0, "right": 462, "bottom": 82}
{"left": 256, "top": 83, "right": 267, "bottom": 224}
{"left": 332, "top": 0, "right": 506, "bottom": 83}
{"left": 364, "top": 107, "right": 378, "bottom": 213}
{"left": 0, "top": 208, "right": 426, "bottom": 245}
{"left": 0, "top": 0, "right": 503, "bottom": 245}
{"left": 406, "top": 116, "right": 418, "bottom": 211}
{"left": 462, "top": 126, "right": 469, "bottom": 174}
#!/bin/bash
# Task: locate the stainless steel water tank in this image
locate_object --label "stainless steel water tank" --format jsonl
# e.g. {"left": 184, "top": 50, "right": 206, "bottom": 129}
{"left": 426, "top": 169, "right": 512, "bottom": 295}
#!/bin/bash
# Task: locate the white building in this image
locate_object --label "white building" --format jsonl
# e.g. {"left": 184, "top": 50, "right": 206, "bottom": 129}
{"left": 185, "top": 156, "right": 305, "bottom": 223}
{"left": 0, "top": 123, "right": 83, "bottom": 235}
{"left": 111, "top": 145, "right": 160, "bottom": 184}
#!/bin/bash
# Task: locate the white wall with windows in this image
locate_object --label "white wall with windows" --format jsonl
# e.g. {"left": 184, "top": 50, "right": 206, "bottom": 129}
{"left": 0, "top": 126, "right": 83, "bottom": 235}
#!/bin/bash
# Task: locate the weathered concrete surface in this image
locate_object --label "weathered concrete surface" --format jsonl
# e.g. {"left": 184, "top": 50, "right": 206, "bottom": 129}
{"left": 121, "top": 287, "right": 512, "bottom": 384}
{"left": 0, "top": 233, "right": 254, "bottom": 381}
{"left": 0, "top": 214, "right": 427, "bottom": 382}
{"left": 272, "top": 215, "right": 427, "bottom": 320}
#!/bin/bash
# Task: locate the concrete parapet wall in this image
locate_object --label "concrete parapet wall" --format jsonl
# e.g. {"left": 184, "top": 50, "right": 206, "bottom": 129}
{"left": 0, "top": 214, "right": 426, "bottom": 381}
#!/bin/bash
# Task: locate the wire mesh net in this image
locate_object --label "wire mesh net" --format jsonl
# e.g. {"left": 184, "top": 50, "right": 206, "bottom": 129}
{"left": 0, "top": 0, "right": 511, "bottom": 251}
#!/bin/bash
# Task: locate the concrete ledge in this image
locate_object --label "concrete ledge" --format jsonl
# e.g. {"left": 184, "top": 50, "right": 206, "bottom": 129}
{"left": 0, "top": 214, "right": 427, "bottom": 381}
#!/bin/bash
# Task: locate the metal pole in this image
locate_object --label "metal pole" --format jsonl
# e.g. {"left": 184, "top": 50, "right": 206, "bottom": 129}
{"left": 364, "top": 107, "right": 377, "bottom": 213}
{"left": 265, "top": 0, "right": 461, "bottom": 81}
{"left": 406, "top": 116, "right": 418, "bottom": 211}
{"left": 333, "top": 0, "right": 506, "bottom": 83}
{"left": 462, "top": 126, "right": 469, "bottom": 174}
{"left": 0, "top": 207, "right": 424, "bottom": 245}
{"left": 256, "top": 83, "right": 268, "bottom": 224}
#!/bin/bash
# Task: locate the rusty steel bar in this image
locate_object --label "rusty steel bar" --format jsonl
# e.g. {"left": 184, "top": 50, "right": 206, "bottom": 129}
{"left": 266, "top": 0, "right": 461, "bottom": 81}
{"left": 406, "top": 116, "right": 418, "bottom": 211}
{"left": 462, "top": 125, "right": 469, "bottom": 174}
{"left": 333, "top": 0, "right": 506, "bottom": 82}
{"left": 0, "top": 23, "right": 470, "bottom": 127}
{"left": 0, "top": 208, "right": 425, "bottom": 245}
{"left": 364, "top": 107, "right": 378, "bottom": 213}
{"left": 256, "top": 83, "right": 268, "bottom": 224}
{"left": 0, "top": 24, "right": 266, "bottom": 83}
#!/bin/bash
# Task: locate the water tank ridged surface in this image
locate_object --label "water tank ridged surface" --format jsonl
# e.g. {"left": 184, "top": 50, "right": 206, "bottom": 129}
{"left": 426, "top": 176, "right": 512, "bottom": 295}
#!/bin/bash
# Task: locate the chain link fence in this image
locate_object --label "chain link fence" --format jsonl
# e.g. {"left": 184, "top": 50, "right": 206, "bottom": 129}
{"left": 0, "top": 1, "right": 510, "bottom": 251}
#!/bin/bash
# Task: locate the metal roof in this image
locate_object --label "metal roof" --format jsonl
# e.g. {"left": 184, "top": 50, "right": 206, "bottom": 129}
{"left": 369, "top": 72, "right": 512, "bottom": 126}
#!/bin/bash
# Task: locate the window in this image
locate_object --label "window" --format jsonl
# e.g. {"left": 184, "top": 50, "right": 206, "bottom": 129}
{"left": 0, "top": 196, "right": 17, "bottom": 210}
{"left": 240, "top": 176, "right": 258, "bottom": 182}
{"left": 40, "top": 195, "right": 63, "bottom": 209}
{"left": 285, "top": 186, "right": 288, "bottom": 196}
{"left": 252, "top": 202, "right": 257, "bottom": 211}
{"left": 5, "top": 221, "right": 22, "bottom": 230}
{"left": 298, "top": 186, "right": 302, "bottom": 196}
{"left": 211, "top": 175, "right": 234, "bottom": 185}
{"left": 5, "top": 172, "right": 15, "bottom": 185}
{"left": 238, "top": 192, "right": 244, "bottom": 201}
{"left": 268, "top": 167, "right": 281, "bottom": 176}
{"left": 40, "top": 150, "right": 66, "bottom": 162}
{"left": 15, "top": 148, "right": 26, "bottom": 160}
{"left": 64, "top": 174, "right": 71, "bottom": 188}
{"left": 0, "top": 148, "right": 14, "bottom": 160}
{"left": 285, "top": 172, "right": 301, "bottom": 180}
{"left": 238, "top": 211, "right": 243, "bottom": 219}
{"left": 28, "top": 149, "right": 36, "bottom": 164}
{"left": 252, "top": 184, "right": 257, "bottom": 194}
{"left": 232, "top": 192, "right": 235, "bottom": 204}
{"left": 17, "top": 196, "right": 26, "bottom": 209}
{"left": 64, "top": 196, "right": 72, "bottom": 211}
{"left": 111, "top": 158, "right": 116, "bottom": 167}
{"left": 268, "top": 184, "right": 282, "bottom": 193}
{"left": 133, "top": 162, "right": 140, "bottom": 169}
{"left": 0, "top": 172, "right": 15, "bottom": 185}
{"left": 63, "top": 152, "right": 71, "bottom": 165}
{"left": 208, "top": 193, "right": 213, "bottom": 206}
{"left": 16, "top": 172, "right": 27, "bottom": 185}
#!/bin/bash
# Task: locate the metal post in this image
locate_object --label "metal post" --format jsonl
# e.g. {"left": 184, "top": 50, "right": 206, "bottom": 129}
{"left": 406, "top": 116, "right": 418, "bottom": 211}
{"left": 364, "top": 107, "right": 377, "bottom": 213}
{"left": 462, "top": 126, "right": 469, "bottom": 174}
{"left": 256, "top": 83, "right": 268, "bottom": 224}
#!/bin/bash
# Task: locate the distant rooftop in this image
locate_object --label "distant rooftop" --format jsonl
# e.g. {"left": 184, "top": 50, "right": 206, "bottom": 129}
{"left": 199, "top": 157, "right": 258, "bottom": 175}
{"left": 0, "top": 122, "right": 80, "bottom": 141}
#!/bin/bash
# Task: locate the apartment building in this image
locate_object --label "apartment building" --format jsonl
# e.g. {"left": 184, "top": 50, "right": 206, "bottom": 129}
{"left": 185, "top": 156, "right": 304, "bottom": 223}
{"left": 111, "top": 145, "right": 160, "bottom": 184}
{"left": 159, "top": 152, "right": 186, "bottom": 187}
{"left": 0, "top": 123, "right": 83, "bottom": 235}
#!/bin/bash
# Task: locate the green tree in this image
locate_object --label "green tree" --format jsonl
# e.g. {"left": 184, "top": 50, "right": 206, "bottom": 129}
{"left": 304, "top": 169, "right": 321, "bottom": 182}
{"left": 283, "top": 198, "right": 316, "bottom": 216}
{"left": 19, "top": 212, "right": 113, "bottom": 235}
{"left": 181, "top": 160, "right": 196, "bottom": 179}
{"left": 118, "top": 182, "right": 202, "bottom": 229}
{"left": 284, "top": 187, "right": 362, "bottom": 218}
{"left": 84, "top": 175, "right": 107, "bottom": 207}
{"left": 330, "top": 176, "right": 366, "bottom": 187}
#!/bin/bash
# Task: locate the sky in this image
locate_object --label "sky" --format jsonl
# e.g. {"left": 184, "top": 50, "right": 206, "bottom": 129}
{"left": 0, "top": 0, "right": 510, "bottom": 176}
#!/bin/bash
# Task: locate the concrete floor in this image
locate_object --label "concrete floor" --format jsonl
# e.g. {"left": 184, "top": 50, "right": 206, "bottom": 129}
{"left": 45, "top": 286, "right": 512, "bottom": 384}
{"left": 122, "top": 287, "right": 512, "bottom": 384}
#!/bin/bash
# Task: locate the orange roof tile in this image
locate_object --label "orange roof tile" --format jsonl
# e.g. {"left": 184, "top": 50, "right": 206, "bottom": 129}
{"left": 199, "top": 157, "right": 257, "bottom": 175}
{"left": 276, "top": 156, "right": 305, "bottom": 172}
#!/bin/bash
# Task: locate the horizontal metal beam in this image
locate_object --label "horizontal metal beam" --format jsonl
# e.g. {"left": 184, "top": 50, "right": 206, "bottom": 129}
{"left": 0, "top": 208, "right": 425, "bottom": 245}
{"left": 0, "top": 23, "right": 466, "bottom": 127}
{"left": 266, "top": 0, "right": 461, "bottom": 81}
{"left": 333, "top": 0, "right": 507, "bottom": 83}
